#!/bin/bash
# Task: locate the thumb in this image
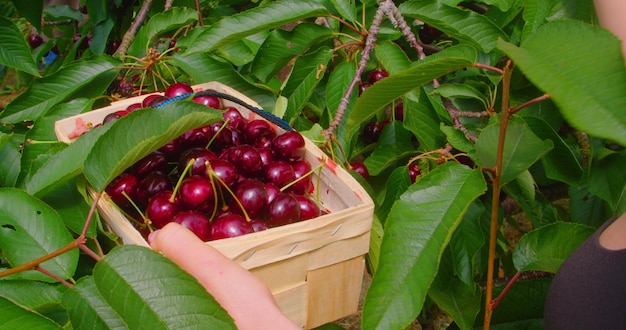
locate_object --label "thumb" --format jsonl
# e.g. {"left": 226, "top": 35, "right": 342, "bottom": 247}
{"left": 148, "top": 222, "right": 298, "bottom": 330}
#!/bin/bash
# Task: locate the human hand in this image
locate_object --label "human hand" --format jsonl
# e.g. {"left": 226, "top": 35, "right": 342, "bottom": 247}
{"left": 148, "top": 222, "right": 300, "bottom": 330}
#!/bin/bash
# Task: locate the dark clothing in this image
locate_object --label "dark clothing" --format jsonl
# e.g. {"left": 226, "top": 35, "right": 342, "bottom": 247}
{"left": 544, "top": 216, "right": 626, "bottom": 329}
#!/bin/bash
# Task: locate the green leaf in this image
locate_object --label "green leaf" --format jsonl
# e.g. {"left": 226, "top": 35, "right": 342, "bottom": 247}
{"left": 42, "top": 179, "right": 98, "bottom": 238}
{"left": 346, "top": 44, "right": 477, "bottom": 138}
{"left": 127, "top": 7, "right": 198, "bottom": 57}
{"left": 588, "top": 151, "right": 626, "bottom": 212}
{"left": 520, "top": 0, "right": 553, "bottom": 42}
{"left": 376, "top": 167, "right": 410, "bottom": 228}
{"left": 433, "top": 281, "right": 481, "bottom": 329}
{"left": 0, "top": 188, "right": 78, "bottom": 282}
{"left": 364, "top": 122, "right": 416, "bottom": 176}
{"left": 433, "top": 83, "right": 487, "bottom": 107}
{"left": 324, "top": 60, "right": 357, "bottom": 154}
{"left": 513, "top": 222, "right": 595, "bottom": 273}
{"left": 404, "top": 91, "right": 447, "bottom": 151}
{"left": 475, "top": 117, "right": 554, "bottom": 184}
{"left": 367, "top": 215, "right": 384, "bottom": 273}
{"left": 399, "top": 0, "right": 507, "bottom": 52}
{"left": 250, "top": 23, "right": 332, "bottom": 82}
{"left": 374, "top": 41, "right": 412, "bottom": 74}
{"left": 93, "top": 245, "right": 235, "bottom": 329}
{"left": 449, "top": 201, "right": 487, "bottom": 286}
{"left": 0, "top": 55, "right": 120, "bottom": 123}
{"left": 522, "top": 116, "right": 582, "bottom": 186}
{"left": 282, "top": 47, "right": 333, "bottom": 123}
{"left": 62, "top": 277, "right": 127, "bottom": 329}
{"left": 0, "top": 132, "right": 24, "bottom": 187}
{"left": 479, "top": 279, "right": 551, "bottom": 327}
{"left": 9, "top": 0, "right": 44, "bottom": 31}
{"left": 84, "top": 101, "right": 223, "bottom": 191}
{"left": 20, "top": 98, "right": 94, "bottom": 189}
{"left": 0, "top": 280, "right": 67, "bottom": 325}
{"left": 498, "top": 20, "right": 626, "bottom": 146}
{"left": 25, "top": 121, "right": 112, "bottom": 197}
{"left": 362, "top": 162, "right": 487, "bottom": 329}
{"left": 44, "top": 4, "right": 85, "bottom": 22}
{"left": 328, "top": 0, "right": 357, "bottom": 23}
{"left": 0, "top": 17, "right": 40, "bottom": 77}
{"left": 182, "top": 0, "right": 329, "bottom": 54}
{"left": 169, "top": 53, "right": 276, "bottom": 110}
{"left": 0, "top": 132, "right": 10, "bottom": 150}
{"left": 0, "top": 296, "right": 61, "bottom": 329}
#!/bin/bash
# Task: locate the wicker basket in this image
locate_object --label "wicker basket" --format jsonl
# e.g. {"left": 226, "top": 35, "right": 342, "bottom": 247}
{"left": 54, "top": 82, "right": 374, "bottom": 329}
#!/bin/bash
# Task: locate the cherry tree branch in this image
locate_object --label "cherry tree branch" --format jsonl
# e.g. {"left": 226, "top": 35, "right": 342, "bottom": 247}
{"left": 115, "top": 0, "right": 153, "bottom": 56}
{"left": 323, "top": 2, "right": 388, "bottom": 140}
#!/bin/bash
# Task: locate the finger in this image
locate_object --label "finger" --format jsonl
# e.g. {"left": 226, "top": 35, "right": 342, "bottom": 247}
{"left": 148, "top": 222, "right": 297, "bottom": 330}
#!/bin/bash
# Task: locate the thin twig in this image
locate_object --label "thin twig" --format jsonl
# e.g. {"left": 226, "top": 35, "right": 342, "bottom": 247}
{"left": 323, "top": 2, "right": 387, "bottom": 140}
{"left": 36, "top": 266, "right": 73, "bottom": 288}
{"left": 195, "top": 0, "right": 204, "bottom": 26}
{"left": 473, "top": 63, "right": 504, "bottom": 75}
{"left": 510, "top": 94, "right": 551, "bottom": 114}
{"left": 115, "top": 0, "right": 153, "bottom": 56}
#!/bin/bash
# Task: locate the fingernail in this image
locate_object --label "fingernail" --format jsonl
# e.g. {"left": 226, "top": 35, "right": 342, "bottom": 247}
{"left": 147, "top": 229, "right": 160, "bottom": 244}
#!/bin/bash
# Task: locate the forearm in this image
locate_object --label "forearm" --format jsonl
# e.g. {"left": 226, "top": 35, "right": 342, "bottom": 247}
{"left": 594, "top": 0, "right": 626, "bottom": 58}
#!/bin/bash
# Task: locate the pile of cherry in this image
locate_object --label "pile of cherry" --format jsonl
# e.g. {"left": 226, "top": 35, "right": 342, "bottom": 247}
{"left": 102, "top": 82, "right": 326, "bottom": 242}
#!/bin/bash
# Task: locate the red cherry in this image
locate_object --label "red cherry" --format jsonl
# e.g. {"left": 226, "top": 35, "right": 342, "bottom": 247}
{"left": 136, "top": 171, "right": 173, "bottom": 207}
{"left": 228, "top": 145, "right": 263, "bottom": 178}
{"left": 141, "top": 94, "right": 161, "bottom": 108}
{"left": 177, "top": 147, "right": 218, "bottom": 177}
{"left": 105, "top": 173, "right": 139, "bottom": 211}
{"left": 289, "top": 160, "right": 313, "bottom": 195}
{"left": 244, "top": 119, "right": 276, "bottom": 144}
{"left": 231, "top": 178, "right": 267, "bottom": 219}
{"left": 264, "top": 161, "right": 295, "bottom": 189}
{"left": 132, "top": 151, "right": 169, "bottom": 178}
{"left": 271, "top": 131, "right": 306, "bottom": 162}
{"left": 193, "top": 95, "right": 222, "bottom": 109}
{"left": 178, "top": 175, "right": 216, "bottom": 210}
{"left": 368, "top": 69, "right": 389, "bottom": 84}
{"left": 250, "top": 219, "right": 269, "bottom": 232}
{"left": 164, "top": 82, "right": 193, "bottom": 98}
{"left": 408, "top": 163, "right": 421, "bottom": 184}
{"left": 210, "top": 213, "right": 254, "bottom": 241}
{"left": 350, "top": 161, "right": 370, "bottom": 181}
{"left": 293, "top": 195, "right": 321, "bottom": 220}
{"left": 126, "top": 103, "right": 143, "bottom": 112}
{"left": 172, "top": 210, "right": 212, "bottom": 241}
{"left": 146, "top": 190, "right": 180, "bottom": 228}
{"left": 222, "top": 107, "right": 246, "bottom": 130}
{"left": 28, "top": 33, "right": 43, "bottom": 49}
{"left": 266, "top": 193, "right": 300, "bottom": 227}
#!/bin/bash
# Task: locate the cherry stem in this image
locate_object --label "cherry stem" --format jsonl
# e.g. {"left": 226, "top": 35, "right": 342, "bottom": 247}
{"left": 205, "top": 118, "right": 230, "bottom": 150}
{"left": 279, "top": 162, "right": 324, "bottom": 192}
{"left": 170, "top": 159, "right": 194, "bottom": 203}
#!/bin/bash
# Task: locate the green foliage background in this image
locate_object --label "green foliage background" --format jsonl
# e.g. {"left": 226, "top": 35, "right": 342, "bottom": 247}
{"left": 0, "top": 0, "right": 624, "bottom": 329}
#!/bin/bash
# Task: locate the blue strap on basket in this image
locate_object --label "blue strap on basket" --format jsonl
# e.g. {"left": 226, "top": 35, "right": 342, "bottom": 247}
{"left": 153, "top": 90, "right": 293, "bottom": 132}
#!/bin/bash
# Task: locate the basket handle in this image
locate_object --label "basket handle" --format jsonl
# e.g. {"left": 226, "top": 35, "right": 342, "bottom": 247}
{"left": 153, "top": 89, "right": 294, "bottom": 132}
